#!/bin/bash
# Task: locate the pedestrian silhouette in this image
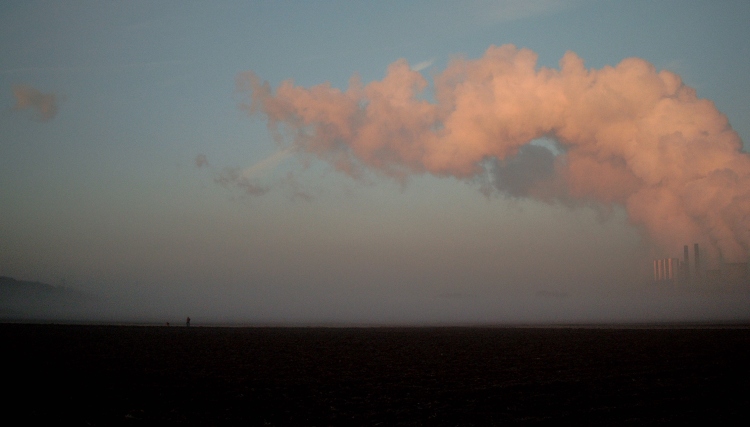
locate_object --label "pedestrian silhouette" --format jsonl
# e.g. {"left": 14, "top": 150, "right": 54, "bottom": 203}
{"left": 186, "top": 317, "right": 190, "bottom": 327}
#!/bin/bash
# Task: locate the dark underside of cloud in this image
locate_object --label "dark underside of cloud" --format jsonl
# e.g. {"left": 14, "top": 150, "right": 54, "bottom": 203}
{"left": 484, "top": 143, "right": 558, "bottom": 199}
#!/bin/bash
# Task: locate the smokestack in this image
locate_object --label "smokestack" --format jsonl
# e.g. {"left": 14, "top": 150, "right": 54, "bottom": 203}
{"left": 694, "top": 243, "right": 701, "bottom": 284}
{"left": 683, "top": 244, "right": 690, "bottom": 285}
{"left": 653, "top": 258, "right": 679, "bottom": 285}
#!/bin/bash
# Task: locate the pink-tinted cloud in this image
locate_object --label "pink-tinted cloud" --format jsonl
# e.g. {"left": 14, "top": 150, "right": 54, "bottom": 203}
{"left": 12, "top": 84, "right": 59, "bottom": 121}
{"left": 238, "top": 44, "right": 750, "bottom": 263}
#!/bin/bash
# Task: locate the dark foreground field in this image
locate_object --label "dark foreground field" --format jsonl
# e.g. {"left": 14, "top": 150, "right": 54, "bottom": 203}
{"left": 3, "top": 324, "right": 750, "bottom": 425}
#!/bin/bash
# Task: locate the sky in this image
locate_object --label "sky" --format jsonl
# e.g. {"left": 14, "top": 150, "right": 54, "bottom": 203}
{"left": 2, "top": 0, "right": 750, "bottom": 325}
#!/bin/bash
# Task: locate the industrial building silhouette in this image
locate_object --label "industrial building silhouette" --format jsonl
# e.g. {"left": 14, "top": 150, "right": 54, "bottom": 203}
{"left": 653, "top": 244, "right": 748, "bottom": 288}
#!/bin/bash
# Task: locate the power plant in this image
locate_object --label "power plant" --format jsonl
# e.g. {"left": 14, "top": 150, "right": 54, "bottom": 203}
{"left": 652, "top": 243, "right": 749, "bottom": 288}
{"left": 652, "top": 257, "right": 681, "bottom": 284}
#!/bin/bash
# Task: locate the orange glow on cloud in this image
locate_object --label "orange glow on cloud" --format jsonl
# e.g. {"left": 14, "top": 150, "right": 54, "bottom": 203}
{"left": 239, "top": 44, "right": 750, "bottom": 263}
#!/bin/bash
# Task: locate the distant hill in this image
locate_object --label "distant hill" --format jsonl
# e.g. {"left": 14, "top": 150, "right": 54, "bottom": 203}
{"left": 1, "top": 276, "right": 60, "bottom": 296}
{"left": 0, "top": 276, "right": 95, "bottom": 321}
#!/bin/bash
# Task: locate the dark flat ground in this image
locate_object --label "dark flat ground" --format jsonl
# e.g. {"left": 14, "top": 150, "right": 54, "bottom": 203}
{"left": 3, "top": 324, "right": 749, "bottom": 425}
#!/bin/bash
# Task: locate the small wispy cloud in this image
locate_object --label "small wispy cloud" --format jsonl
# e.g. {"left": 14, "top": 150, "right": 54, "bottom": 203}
{"left": 195, "top": 154, "right": 209, "bottom": 168}
{"left": 658, "top": 59, "right": 684, "bottom": 74}
{"left": 198, "top": 149, "right": 296, "bottom": 198}
{"left": 239, "top": 148, "right": 293, "bottom": 180}
{"left": 12, "top": 84, "right": 60, "bottom": 121}
{"left": 411, "top": 58, "right": 436, "bottom": 72}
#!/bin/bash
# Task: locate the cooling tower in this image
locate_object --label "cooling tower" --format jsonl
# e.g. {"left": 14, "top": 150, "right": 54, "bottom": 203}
{"left": 653, "top": 258, "right": 680, "bottom": 285}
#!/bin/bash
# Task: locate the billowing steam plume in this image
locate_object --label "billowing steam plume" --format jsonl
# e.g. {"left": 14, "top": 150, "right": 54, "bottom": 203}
{"left": 12, "top": 84, "right": 59, "bottom": 121}
{"left": 237, "top": 44, "right": 750, "bottom": 263}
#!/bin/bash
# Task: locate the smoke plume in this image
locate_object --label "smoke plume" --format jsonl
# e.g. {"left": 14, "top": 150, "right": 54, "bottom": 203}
{"left": 12, "top": 84, "right": 59, "bottom": 121}
{"left": 237, "top": 44, "right": 750, "bottom": 263}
